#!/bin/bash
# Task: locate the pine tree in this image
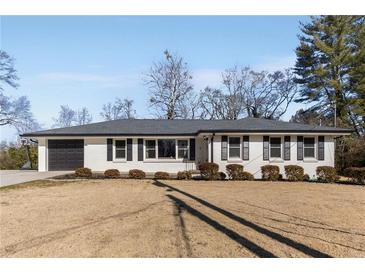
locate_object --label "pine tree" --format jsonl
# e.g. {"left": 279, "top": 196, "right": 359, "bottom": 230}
{"left": 294, "top": 16, "right": 365, "bottom": 135}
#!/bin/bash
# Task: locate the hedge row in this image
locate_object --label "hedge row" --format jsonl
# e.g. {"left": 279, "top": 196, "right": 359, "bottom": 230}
{"left": 75, "top": 163, "right": 349, "bottom": 183}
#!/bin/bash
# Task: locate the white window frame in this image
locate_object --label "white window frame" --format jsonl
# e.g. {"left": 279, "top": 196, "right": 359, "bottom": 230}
{"left": 113, "top": 139, "right": 127, "bottom": 161}
{"left": 269, "top": 136, "right": 282, "bottom": 159}
{"left": 145, "top": 139, "right": 157, "bottom": 159}
{"left": 303, "top": 136, "right": 316, "bottom": 159}
{"left": 228, "top": 136, "right": 241, "bottom": 159}
{"left": 144, "top": 138, "right": 190, "bottom": 161}
{"left": 177, "top": 139, "right": 190, "bottom": 159}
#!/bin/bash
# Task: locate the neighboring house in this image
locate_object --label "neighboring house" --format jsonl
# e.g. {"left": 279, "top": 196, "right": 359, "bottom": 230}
{"left": 21, "top": 118, "right": 352, "bottom": 178}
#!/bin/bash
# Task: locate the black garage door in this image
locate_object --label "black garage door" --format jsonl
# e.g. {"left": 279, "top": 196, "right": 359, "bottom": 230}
{"left": 48, "top": 140, "right": 84, "bottom": 171}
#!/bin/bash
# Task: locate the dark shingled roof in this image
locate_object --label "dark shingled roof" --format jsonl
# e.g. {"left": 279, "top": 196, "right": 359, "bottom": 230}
{"left": 21, "top": 118, "right": 353, "bottom": 137}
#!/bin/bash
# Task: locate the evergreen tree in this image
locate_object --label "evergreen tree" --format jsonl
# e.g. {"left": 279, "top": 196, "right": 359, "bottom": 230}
{"left": 294, "top": 16, "right": 365, "bottom": 135}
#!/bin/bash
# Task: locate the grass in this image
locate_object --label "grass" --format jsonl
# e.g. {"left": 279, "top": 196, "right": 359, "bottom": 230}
{"left": 1, "top": 179, "right": 364, "bottom": 258}
{"left": 0, "top": 179, "right": 81, "bottom": 191}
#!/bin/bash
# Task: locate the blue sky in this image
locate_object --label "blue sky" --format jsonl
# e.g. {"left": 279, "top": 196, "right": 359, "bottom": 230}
{"left": 0, "top": 16, "right": 309, "bottom": 141}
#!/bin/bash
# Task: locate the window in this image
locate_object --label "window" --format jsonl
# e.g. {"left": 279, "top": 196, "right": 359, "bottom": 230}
{"left": 115, "top": 140, "right": 126, "bottom": 159}
{"left": 270, "top": 137, "right": 281, "bottom": 158}
{"left": 229, "top": 137, "right": 241, "bottom": 158}
{"left": 145, "top": 140, "right": 156, "bottom": 159}
{"left": 304, "top": 137, "right": 315, "bottom": 158}
{"left": 177, "top": 140, "right": 189, "bottom": 159}
{"left": 158, "top": 139, "right": 176, "bottom": 159}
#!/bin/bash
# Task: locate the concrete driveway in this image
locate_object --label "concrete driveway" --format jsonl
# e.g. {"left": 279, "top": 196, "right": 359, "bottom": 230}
{"left": 0, "top": 170, "right": 69, "bottom": 187}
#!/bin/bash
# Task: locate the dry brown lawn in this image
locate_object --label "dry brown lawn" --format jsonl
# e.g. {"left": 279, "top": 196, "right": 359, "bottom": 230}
{"left": 1, "top": 179, "right": 364, "bottom": 258}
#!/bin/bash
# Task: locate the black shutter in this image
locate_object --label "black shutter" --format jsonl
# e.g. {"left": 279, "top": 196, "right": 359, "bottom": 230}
{"left": 318, "top": 136, "right": 325, "bottom": 160}
{"left": 284, "top": 136, "right": 291, "bottom": 160}
{"left": 189, "top": 138, "right": 196, "bottom": 161}
{"left": 263, "top": 136, "right": 269, "bottom": 160}
{"left": 297, "top": 136, "right": 303, "bottom": 160}
{"left": 138, "top": 138, "right": 143, "bottom": 161}
{"left": 242, "top": 136, "right": 249, "bottom": 160}
{"left": 221, "top": 136, "right": 228, "bottom": 160}
{"left": 107, "top": 138, "right": 113, "bottom": 161}
{"left": 127, "top": 139, "right": 133, "bottom": 161}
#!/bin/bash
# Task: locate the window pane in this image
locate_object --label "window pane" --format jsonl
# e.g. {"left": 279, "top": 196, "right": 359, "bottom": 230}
{"left": 304, "top": 138, "right": 315, "bottom": 146}
{"left": 304, "top": 148, "right": 315, "bottom": 158}
{"left": 146, "top": 140, "right": 155, "bottom": 149}
{"left": 158, "top": 139, "right": 176, "bottom": 158}
{"left": 115, "top": 140, "right": 125, "bottom": 148}
{"left": 229, "top": 147, "right": 240, "bottom": 158}
{"left": 146, "top": 149, "right": 156, "bottom": 159}
{"left": 229, "top": 137, "right": 240, "bottom": 146}
{"left": 270, "top": 137, "right": 281, "bottom": 146}
{"left": 178, "top": 140, "right": 188, "bottom": 148}
{"left": 116, "top": 149, "right": 125, "bottom": 159}
{"left": 270, "top": 147, "right": 281, "bottom": 158}
{"left": 178, "top": 149, "right": 188, "bottom": 159}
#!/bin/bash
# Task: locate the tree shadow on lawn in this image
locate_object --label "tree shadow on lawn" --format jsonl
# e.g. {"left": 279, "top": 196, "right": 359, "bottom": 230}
{"left": 153, "top": 180, "right": 332, "bottom": 258}
{"left": 232, "top": 201, "right": 365, "bottom": 238}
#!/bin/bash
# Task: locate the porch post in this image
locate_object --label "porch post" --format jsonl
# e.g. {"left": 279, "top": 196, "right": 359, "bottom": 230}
{"left": 210, "top": 136, "right": 214, "bottom": 163}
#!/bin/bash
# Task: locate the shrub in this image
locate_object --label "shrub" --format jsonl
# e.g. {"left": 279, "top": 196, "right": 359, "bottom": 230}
{"left": 261, "top": 165, "right": 280, "bottom": 181}
{"left": 104, "top": 169, "right": 120, "bottom": 179}
{"left": 236, "top": 171, "right": 254, "bottom": 181}
{"left": 0, "top": 143, "right": 38, "bottom": 170}
{"left": 219, "top": 172, "right": 227, "bottom": 180}
{"left": 316, "top": 166, "right": 338, "bottom": 183}
{"left": 154, "top": 171, "right": 170, "bottom": 179}
{"left": 128, "top": 169, "right": 146, "bottom": 179}
{"left": 198, "top": 162, "right": 219, "bottom": 180}
{"left": 303, "top": 174, "right": 310, "bottom": 182}
{"left": 226, "top": 164, "right": 244, "bottom": 180}
{"left": 284, "top": 165, "right": 304, "bottom": 181}
{"left": 177, "top": 171, "right": 192, "bottom": 180}
{"left": 75, "top": 167, "right": 92, "bottom": 178}
{"left": 344, "top": 167, "right": 365, "bottom": 185}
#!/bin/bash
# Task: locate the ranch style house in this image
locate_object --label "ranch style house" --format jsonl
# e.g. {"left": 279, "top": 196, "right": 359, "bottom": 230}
{"left": 21, "top": 118, "right": 352, "bottom": 179}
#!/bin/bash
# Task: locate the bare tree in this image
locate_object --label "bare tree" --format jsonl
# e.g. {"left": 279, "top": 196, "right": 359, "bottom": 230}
{"left": 241, "top": 68, "right": 298, "bottom": 119}
{"left": 144, "top": 50, "right": 194, "bottom": 119}
{"left": 199, "top": 67, "right": 298, "bottom": 120}
{"left": 0, "top": 51, "right": 19, "bottom": 91}
{"left": 76, "top": 107, "right": 92, "bottom": 125}
{"left": 0, "top": 50, "right": 39, "bottom": 133}
{"left": 199, "top": 67, "right": 246, "bottom": 120}
{"left": 53, "top": 105, "right": 76, "bottom": 127}
{"left": 100, "top": 98, "right": 136, "bottom": 121}
{"left": 0, "top": 94, "right": 40, "bottom": 133}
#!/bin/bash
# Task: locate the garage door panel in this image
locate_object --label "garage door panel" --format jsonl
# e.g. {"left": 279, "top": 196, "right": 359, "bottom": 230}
{"left": 48, "top": 140, "right": 84, "bottom": 171}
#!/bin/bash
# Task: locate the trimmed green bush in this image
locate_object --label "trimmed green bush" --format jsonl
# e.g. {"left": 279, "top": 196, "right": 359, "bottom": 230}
{"left": 75, "top": 167, "right": 92, "bottom": 178}
{"left": 128, "top": 169, "right": 146, "bottom": 179}
{"left": 198, "top": 162, "right": 219, "bottom": 180}
{"left": 154, "top": 171, "right": 170, "bottom": 179}
{"left": 344, "top": 167, "right": 365, "bottom": 185}
{"left": 104, "top": 169, "right": 120, "bottom": 179}
{"left": 226, "top": 164, "right": 244, "bottom": 180}
{"left": 316, "top": 166, "right": 338, "bottom": 183}
{"left": 284, "top": 165, "right": 304, "bottom": 181}
{"left": 261, "top": 165, "right": 280, "bottom": 181}
{"left": 177, "top": 171, "right": 192, "bottom": 180}
{"left": 236, "top": 171, "right": 254, "bottom": 181}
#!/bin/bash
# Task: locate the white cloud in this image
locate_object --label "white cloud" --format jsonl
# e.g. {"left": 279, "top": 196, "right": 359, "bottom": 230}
{"left": 253, "top": 55, "right": 296, "bottom": 72}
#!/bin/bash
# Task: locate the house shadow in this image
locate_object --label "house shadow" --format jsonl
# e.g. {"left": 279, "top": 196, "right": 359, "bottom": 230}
{"left": 153, "top": 180, "right": 332, "bottom": 258}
